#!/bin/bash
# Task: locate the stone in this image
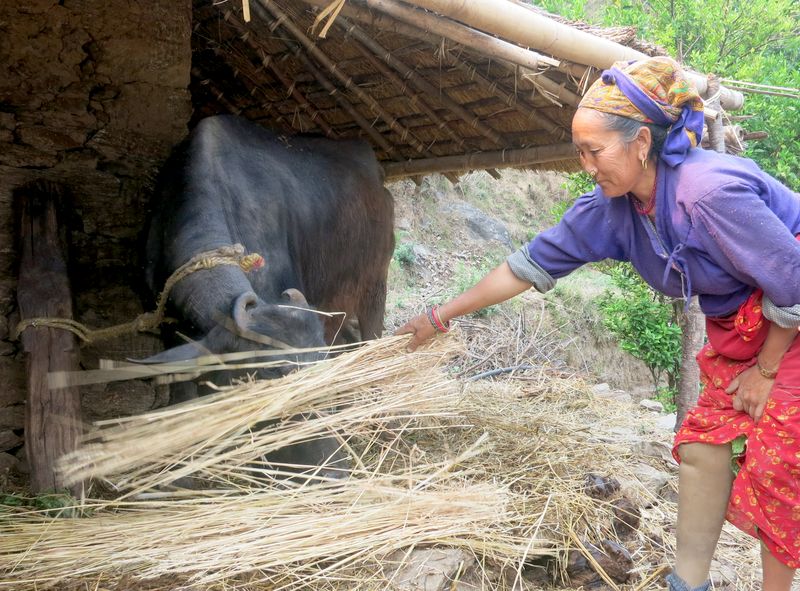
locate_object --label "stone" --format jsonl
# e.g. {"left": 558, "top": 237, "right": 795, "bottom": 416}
{"left": 656, "top": 413, "right": 678, "bottom": 431}
{"left": 439, "top": 200, "right": 513, "bottom": 248}
{"left": 639, "top": 399, "right": 664, "bottom": 413}
{"left": 0, "top": 113, "right": 16, "bottom": 130}
{"left": 566, "top": 539, "right": 632, "bottom": 587}
{"left": 583, "top": 473, "right": 621, "bottom": 499}
{"left": 659, "top": 481, "right": 679, "bottom": 503}
{"left": 611, "top": 497, "right": 641, "bottom": 537}
{"left": 17, "top": 124, "right": 85, "bottom": 152}
{"left": 0, "top": 405, "right": 25, "bottom": 430}
{"left": 592, "top": 383, "right": 633, "bottom": 404}
{"left": 0, "top": 143, "right": 59, "bottom": 168}
{"left": 709, "top": 561, "right": 738, "bottom": 587}
{"left": 383, "top": 548, "right": 476, "bottom": 591}
{"left": 630, "top": 463, "right": 671, "bottom": 498}
{"left": 0, "top": 452, "right": 19, "bottom": 475}
{"left": 0, "top": 356, "right": 27, "bottom": 407}
{"left": 630, "top": 385, "right": 657, "bottom": 403}
{"left": 631, "top": 441, "right": 678, "bottom": 468}
{"left": 14, "top": 445, "right": 30, "bottom": 474}
{"left": 0, "top": 430, "right": 22, "bottom": 452}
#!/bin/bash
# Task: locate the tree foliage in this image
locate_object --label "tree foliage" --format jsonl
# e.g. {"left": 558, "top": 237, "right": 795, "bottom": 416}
{"left": 596, "top": 264, "right": 682, "bottom": 408}
{"left": 535, "top": 0, "right": 800, "bottom": 190}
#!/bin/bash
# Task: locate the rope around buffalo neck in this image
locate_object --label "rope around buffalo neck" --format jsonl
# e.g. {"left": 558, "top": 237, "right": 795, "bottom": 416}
{"left": 12, "top": 244, "right": 265, "bottom": 345}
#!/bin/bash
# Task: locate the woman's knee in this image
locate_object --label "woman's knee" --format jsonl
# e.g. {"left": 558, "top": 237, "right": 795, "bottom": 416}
{"left": 677, "top": 442, "right": 732, "bottom": 470}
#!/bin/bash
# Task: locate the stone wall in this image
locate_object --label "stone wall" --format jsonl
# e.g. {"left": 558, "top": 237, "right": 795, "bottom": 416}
{"left": 0, "top": 0, "right": 192, "bottom": 476}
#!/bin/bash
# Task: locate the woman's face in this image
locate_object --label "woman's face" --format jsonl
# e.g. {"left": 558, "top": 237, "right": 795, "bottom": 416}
{"left": 571, "top": 108, "right": 647, "bottom": 198}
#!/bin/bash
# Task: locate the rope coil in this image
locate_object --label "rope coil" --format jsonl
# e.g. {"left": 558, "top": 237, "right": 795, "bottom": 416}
{"left": 13, "top": 244, "right": 265, "bottom": 345}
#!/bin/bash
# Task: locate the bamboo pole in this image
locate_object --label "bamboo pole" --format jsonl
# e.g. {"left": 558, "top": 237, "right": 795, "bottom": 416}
{"left": 382, "top": 142, "right": 576, "bottom": 178}
{"left": 297, "top": 0, "right": 577, "bottom": 97}
{"left": 360, "top": 0, "right": 582, "bottom": 106}
{"left": 401, "top": 0, "right": 744, "bottom": 111}
{"left": 253, "top": 0, "right": 431, "bottom": 157}
{"left": 298, "top": 0, "right": 572, "bottom": 137}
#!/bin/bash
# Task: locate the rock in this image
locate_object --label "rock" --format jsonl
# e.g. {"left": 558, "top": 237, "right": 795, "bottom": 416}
{"left": 583, "top": 473, "right": 621, "bottom": 499}
{"left": 611, "top": 497, "right": 641, "bottom": 537}
{"left": 591, "top": 383, "right": 611, "bottom": 395}
{"left": 14, "top": 445, "right": 29, "bottom": 474}
{"left": 17, "top": 124, "right": 85, "bottom": 151}
{"left": 631, "top": 441, "right": 678, "bottom": 468}
{"left": 0, "top": 405, "right": 25, "bottom": 430}
{"left": 0, "top": 430, "right": 22, "bottom": 452}
{"left": 639, "top": 399, "right": 664, "bottom": 413}
{"left": 630, "top": 385, "right": 657, "bottom": 403}
{"left": 709, "top": 561, "right": 738, "bottom": 587}
{"left": 383, "top": 548, "right": 476, "bottom": 591}
{"left": 593, "top": 388, "right": 632, "bottom": 404}
{"left": 82, "top": 379, "right": 158, "bottom": 421}
{"left": 656, "top": 412, "right": 678, "bottom": 431}
{"left": 566, "top": 539, "right": 632, "bottom": 588}
{"left": 412, "top": 244, "right": 434, "bottom": 260}
{"left": 0, "top": 356, "right": 26, "bottom": 407}
{"left": 0, "top": 452, "right": 20, "bottom": 475}
{"left": 439, "top": 200, "right": 512, "bottom": 248}
{"left": 597, "top": 540, "right": 633, "bottom": 583}
{"left": 605, "top": 426, "right": 637, "bottom": 441}
{"left": 659, "top": 481, "right": 679, "bottom": 503}
{"left": 630, "top": 463, "right": 671, "bottom": 498}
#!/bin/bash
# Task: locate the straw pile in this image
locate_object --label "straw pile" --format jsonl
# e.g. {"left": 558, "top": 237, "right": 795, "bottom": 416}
{"left": 0, "top": 331, "right": 770, "bottom": 590}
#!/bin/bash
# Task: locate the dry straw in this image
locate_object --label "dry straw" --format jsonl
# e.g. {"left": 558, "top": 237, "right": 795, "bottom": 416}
{"left": 0, "top": 327, "right": 772, "bottom": 589}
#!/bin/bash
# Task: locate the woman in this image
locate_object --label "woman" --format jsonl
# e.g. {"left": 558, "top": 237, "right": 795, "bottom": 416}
{"left": 397, "top": 57, "right": 800, "bottom": 591}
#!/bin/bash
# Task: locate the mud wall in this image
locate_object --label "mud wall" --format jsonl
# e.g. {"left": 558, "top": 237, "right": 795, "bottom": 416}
{"left": 0, "top": 0, "right": 192, "bottom": 473}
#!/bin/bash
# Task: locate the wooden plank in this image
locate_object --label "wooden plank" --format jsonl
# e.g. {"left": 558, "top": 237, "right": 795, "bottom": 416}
{"left": 15, "top": 181, "right": 82, "bottom": 495}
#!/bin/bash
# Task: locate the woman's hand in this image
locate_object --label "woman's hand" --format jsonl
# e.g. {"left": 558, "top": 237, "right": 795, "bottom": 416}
{"left": 725, "top": 364, "right": 774, "bottom": 423}
{"left": 395, "top": 313, "right": 437, "bottom": 352}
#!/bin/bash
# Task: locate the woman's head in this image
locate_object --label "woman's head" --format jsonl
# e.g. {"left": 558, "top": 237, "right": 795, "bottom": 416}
{"left": 572, "top": 109, "right": 668, "bottom": 197}
{"left": 575, "top": 56, "right": 704, "bottom": 172}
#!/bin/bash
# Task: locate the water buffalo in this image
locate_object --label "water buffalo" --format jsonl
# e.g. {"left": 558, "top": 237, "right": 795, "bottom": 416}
{"left": 141, "top": 115, "right": 395, "bottom": 475}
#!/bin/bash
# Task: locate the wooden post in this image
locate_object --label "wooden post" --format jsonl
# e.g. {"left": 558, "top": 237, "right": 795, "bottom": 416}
{"left": 675, "top": 76, "right": 726, "bottom": 429}
{"left": 15, "top": 181, "right": 82, "bottom": 495}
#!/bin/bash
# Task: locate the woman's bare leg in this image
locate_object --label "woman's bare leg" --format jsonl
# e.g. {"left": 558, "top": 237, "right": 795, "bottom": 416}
{"left": 673, "top": 442, "right": 734, "bottom": 587}
{"left": 762, "top": 542, "right": 796, "bottom": 591}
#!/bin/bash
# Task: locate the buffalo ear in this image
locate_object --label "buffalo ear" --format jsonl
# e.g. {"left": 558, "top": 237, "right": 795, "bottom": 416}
{"left": 232, "top": 291, "right": 259, "bottom": 330}
{"left": 128, "top": 342, "right": 204, "bottom": 365}
{"left": 282, "top": 288, "right": 308, "bottom": 306}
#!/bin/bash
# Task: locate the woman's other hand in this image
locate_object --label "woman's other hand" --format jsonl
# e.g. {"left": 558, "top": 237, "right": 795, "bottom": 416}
{"left": 725, "top": 364, "right": 774, "bottom": 423}
{"left": 395, "top": 313, "right": 437, "bottom": 352}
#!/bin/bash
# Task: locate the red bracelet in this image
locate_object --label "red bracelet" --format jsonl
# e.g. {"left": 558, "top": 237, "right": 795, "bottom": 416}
{"left": 427, "top": 305, "right": 450, "bottom": 333}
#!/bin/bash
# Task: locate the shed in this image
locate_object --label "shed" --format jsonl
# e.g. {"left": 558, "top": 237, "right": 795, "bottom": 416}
{"left": 0, "top": 0, "right": 743, "bottom": 489}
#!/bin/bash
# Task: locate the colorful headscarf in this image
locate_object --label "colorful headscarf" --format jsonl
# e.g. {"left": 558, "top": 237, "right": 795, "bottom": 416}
{"left": 578, "top": 57, "right": 705, "bottom": 167}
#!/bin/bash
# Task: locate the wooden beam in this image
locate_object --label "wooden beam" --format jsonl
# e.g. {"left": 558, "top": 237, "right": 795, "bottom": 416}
{"left": 15, "top": 181, "right": 82, "bottom": 496}
{"left": 382, "top": 142, "right": 576, "bottom": 178}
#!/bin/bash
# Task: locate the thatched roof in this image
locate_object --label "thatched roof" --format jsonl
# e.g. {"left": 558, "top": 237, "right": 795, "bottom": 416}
{"left": 190, "top": 0, "right": 744, "bottom": 179}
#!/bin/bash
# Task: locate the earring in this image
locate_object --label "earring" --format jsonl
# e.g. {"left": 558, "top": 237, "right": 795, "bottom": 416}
{"left": 641, "top": 158, "right": 648, "bottom": 169}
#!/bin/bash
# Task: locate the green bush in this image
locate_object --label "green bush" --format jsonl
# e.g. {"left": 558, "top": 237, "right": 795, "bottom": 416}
{"left": 393, "top": 241, "right": 416, "bottom": 267}
{"left": 597, "top": 263, "right": 682, "bottom": 401}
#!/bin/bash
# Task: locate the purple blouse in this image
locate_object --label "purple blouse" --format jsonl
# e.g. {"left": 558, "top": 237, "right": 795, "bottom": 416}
{"left": 525, "top": 148, "right": 800, "bottom": 318}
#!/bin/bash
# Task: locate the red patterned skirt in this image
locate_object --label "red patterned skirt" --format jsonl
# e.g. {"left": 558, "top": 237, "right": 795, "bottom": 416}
{"left": 673, "top": 289, "right": 800, "bottom": 567}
